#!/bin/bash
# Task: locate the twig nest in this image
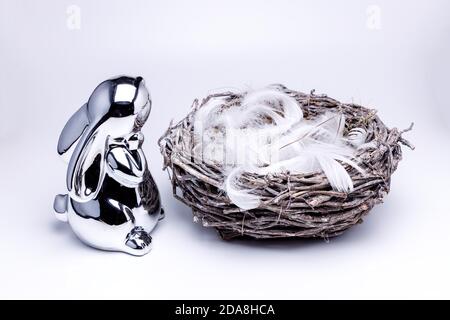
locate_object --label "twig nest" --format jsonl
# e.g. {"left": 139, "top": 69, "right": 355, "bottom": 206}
{"left": 159, "top": 85, "right": 413, "bottom": 240}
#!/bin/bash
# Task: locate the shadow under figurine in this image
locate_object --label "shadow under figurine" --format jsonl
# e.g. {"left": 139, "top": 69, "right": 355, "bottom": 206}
{"left": 53, "top": 76, "right": 164, "bottom": 256}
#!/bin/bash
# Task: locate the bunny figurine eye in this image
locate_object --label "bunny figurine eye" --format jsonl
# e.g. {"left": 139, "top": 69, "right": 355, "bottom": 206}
{"left": 127, "top": 132, "right": 144, "bottom": 150}
{"left": 53, "top": 76, "right": 164, "bottom": 256}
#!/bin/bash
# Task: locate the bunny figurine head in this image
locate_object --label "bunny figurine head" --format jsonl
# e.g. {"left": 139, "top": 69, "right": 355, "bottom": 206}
{"left": 54, "top": 76, "right": 164, "bottom": 256}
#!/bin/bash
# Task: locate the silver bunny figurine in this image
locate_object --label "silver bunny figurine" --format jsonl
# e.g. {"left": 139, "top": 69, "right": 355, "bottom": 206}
{"left": 53, "top": 76, "right": 164, "bottom": 256}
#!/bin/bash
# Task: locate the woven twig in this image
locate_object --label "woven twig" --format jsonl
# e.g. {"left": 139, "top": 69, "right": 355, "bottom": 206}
{"left": 159, "top": 85, "right": 413, "bottom": 240}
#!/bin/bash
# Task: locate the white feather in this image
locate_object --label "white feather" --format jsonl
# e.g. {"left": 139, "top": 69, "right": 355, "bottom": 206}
{"left": 347, "top": 128, "right": 368, "bottom": 147}
{"left": 316, "top": 155, "right": 354, "bottom": 192}
{"left": 225, "top": 168, "right": 261, "bottom": 210}
{"left": 194, "top": 87, "right": 366, "bottom": 210}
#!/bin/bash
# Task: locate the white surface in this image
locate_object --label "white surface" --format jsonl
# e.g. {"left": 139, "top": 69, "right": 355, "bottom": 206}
{"left": 0, "top": 0, "right": 449, "bottom": 299}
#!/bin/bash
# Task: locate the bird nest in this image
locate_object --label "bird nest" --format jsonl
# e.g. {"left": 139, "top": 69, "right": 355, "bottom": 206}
{"left": 159, "top": 85, "right": 413, "bottom": 240}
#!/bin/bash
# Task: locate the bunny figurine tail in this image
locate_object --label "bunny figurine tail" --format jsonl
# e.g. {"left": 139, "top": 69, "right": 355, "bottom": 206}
{"left": 54, "top": 76, "right": 163, "bottom": 256}
{"left": 53, "top": 194, "right": 68, "bottom": 222}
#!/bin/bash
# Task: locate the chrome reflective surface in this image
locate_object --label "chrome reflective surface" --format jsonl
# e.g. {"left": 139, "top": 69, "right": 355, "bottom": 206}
{"left": 54, "top": 76, "right": 164, "bottom": 256}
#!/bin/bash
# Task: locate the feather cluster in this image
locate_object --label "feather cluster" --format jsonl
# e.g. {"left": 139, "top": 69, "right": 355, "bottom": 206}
{"left": 193, "top": 87, "right": 367, "bottom": 210}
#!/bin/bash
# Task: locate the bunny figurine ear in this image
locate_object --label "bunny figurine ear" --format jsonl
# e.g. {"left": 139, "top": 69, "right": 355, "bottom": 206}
{"left": 57, "top": 102, "right": 108, "bottom": 202}
{"left": 62, "top": 79, "right": 115, "bottom": 202}
{"left": 57, "top": 103, "right": 89, "bottom": 163}
{"left": 57, "top": 101, "right": 106, "bottom": 203}
{"left": 67, "top": 125, "right": 107, "bottom": 202}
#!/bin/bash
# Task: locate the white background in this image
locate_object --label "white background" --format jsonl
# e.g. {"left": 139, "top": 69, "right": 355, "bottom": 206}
{"left": 0, "top": 0, "right": 449, "bottom": 299}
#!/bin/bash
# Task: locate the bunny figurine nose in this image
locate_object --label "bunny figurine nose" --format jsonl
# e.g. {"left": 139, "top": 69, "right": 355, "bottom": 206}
{"left": 134, "top": 76, "right": 143, "bottom": 85}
